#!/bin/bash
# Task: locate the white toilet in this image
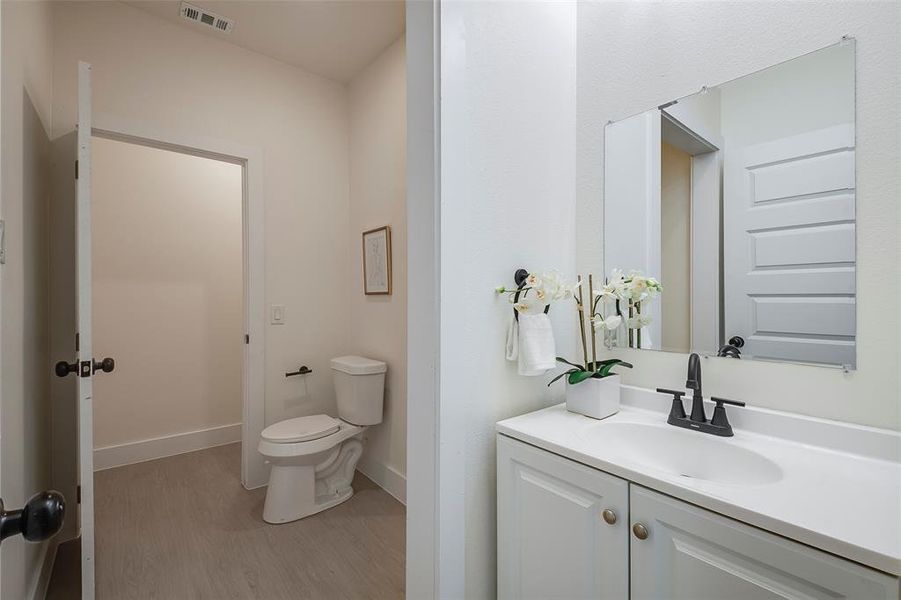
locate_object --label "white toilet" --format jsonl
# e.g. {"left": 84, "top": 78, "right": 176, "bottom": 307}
{"left": 258, "top": 355, "right": 386, "bottom": 524}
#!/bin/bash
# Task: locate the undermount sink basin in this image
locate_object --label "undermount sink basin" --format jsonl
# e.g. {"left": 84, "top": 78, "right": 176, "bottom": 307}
{"left": 578, "top": 421, "right": 783, "bottom": 485}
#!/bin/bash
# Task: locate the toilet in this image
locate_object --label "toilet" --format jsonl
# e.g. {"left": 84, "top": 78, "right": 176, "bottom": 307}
{"left": 258, "top": 355, "right": 386, "bottom": 524}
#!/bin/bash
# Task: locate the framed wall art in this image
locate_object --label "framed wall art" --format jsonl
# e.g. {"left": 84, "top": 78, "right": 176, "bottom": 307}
{"left": 362, "top": 225, "right": 392, "bottom": 295}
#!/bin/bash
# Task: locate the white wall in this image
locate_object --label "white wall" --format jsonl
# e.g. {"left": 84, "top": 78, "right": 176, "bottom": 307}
{"left": 0, "top": 1, "right": 55, "bottom": 598}
{"left": 49, "top": 0, "right": 351, "bottom": 492}
{"left": 440, "top": 1, "right": 577, "bottom": 596}
{"left": 347, "top": 37, "right": 407, "bottom": 501}
{"left": 719, "top": 42, "right": 854, "bottom": 148}
{"left": 91, "top": 137, "right": 243, "bottom": 451}
{"left": 578, "top": 2, "right": 901, "bottom": 430}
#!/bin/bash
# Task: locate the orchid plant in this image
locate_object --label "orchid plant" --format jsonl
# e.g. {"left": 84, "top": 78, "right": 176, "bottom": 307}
{"left": 496, "top": 269, "right": 661, "bottom": 386}
{"left": 546, "top": 272, "right": 634, "bottom": 387}
{"left": 600, "top": 269, "right": 662, "bottom": 349}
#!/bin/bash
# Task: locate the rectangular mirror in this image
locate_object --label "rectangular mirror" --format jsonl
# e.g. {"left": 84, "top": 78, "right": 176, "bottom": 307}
{"left": 603, "top": 39, "right": 856, "bottom": 368}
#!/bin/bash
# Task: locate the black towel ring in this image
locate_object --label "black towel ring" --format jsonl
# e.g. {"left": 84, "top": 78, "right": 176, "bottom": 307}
{"left": 513, "top": 268, "right": 551, "bottom": 322}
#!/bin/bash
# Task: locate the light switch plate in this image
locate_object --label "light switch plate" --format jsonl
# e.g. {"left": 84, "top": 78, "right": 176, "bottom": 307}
{"left": 270, "top": 304, "right": 286, "bottom": 325}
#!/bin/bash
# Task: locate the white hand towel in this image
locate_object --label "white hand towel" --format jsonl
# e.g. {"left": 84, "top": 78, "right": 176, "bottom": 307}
{"left": 516, "top": 312, "right": 556, "bottom": 376}
{"left": 505, "top": 313, "right": 519, "bottom": 362}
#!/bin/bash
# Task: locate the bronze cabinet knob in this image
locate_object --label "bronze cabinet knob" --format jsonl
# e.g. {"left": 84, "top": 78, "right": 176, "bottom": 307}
{"left": 632, "top": 522, "right": 649, "bottom": 540}
{"left": 601, "top": 509, "right": 617, "bottom": 525}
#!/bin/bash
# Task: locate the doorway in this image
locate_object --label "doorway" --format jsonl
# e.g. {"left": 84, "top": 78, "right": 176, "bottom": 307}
{"left": 90, "top": 134, "right": 244, "bottom": 471}
{"left": 84, "top": 124, "right": 267, "bottom": 492}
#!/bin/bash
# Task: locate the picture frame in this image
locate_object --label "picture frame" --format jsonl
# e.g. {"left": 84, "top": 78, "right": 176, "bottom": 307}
{"left": 362, "top": 225, "right": 392, "bottom": 295}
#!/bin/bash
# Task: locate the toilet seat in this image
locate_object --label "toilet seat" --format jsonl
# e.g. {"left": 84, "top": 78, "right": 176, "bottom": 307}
{"left": 261, "top": 414, "right": 340, "bottom": 443}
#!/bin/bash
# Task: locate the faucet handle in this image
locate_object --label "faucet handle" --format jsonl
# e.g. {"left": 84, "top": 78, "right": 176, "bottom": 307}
{"left": 657, "top": 388, "right": 687, "bottom": 422}
{"left": 711, "top": 396, "right": 745, "bottom": 408}
{"left": 709, "top": 397, "right": 745, "bottom": 434}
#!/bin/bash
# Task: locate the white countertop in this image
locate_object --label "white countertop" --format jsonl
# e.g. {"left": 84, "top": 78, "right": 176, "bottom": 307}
{"left": 496, "top": 386, "right": 901, "bottom": 577}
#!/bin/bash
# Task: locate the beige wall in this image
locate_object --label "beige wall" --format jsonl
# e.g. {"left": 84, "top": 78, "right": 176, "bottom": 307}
{"left": 0, "top": 1, "right": 55, "bottom": 597}
{"left": 91, "top": 137, "right": 243, "bottom": 449}
{"left": 49, "top": 0, "right": 353, "bottom": 494}
{"left": 578, "top": 2, "right": 901, "bottom": 430}
{"left": 50, "top": 1, "right": 407, "bottom": 494}
{"left": 348, "top": 37, "right": 407, "bottom": 494}
{"left": 660, "top": 142, "right": 691, "bottom": 353}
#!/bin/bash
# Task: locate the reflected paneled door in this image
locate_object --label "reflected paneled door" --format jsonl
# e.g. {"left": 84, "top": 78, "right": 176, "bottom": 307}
{"left": 497, "top": 435, "right": 629, "bottom": 600}
{"left": 724, "top": 124, "right": 856, "bottom": 366}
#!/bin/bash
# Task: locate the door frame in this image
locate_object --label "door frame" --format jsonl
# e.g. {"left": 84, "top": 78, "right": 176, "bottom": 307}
{"left": 405, "top": 0, "right": 451, "bottom": 596}
{"left": 90, "top": 114, "right": 268, "bottom": 490}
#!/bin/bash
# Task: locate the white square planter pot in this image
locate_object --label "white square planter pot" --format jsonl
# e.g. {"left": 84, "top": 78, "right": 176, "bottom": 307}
{"left": 565, "top": 374, "right": 621, "bottom": 420}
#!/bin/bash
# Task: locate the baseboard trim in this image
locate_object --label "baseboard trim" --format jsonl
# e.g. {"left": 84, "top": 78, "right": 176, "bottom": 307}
{"left": 28, "top": 539, "right": 57, "bottom": 600}
{"left": 94, "top": 423, "right": 242, "bottom": 471}
{"left": 357, "top": 458, "right": 406, "bottom": 505}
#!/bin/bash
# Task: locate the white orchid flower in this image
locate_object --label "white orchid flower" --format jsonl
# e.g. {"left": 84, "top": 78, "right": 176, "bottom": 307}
{"left": 593, "top": 314, "right": 622, "bottom": 331}
{"left": 539, "top": 270, "right": 570, "bottom": 301}
{"left": 627, "top": 314, "right": 652, "bottom": 329}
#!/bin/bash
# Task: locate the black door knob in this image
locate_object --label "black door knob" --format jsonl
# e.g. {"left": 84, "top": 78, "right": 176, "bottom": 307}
{"left": 0, "top": 491, "right": 66, "bottom": 544}
{"left": 54, "top": 361, "right": 78, "bottom": 378}
{"left": 93, "top": 357, "right": 115, "bottom": 374}
{"left": 728, "top": 336, "right": 745, "bottom": 348}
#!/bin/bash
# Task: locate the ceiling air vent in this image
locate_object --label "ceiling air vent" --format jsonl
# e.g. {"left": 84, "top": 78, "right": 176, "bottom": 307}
{"left": 179, "top": 2, "right": 234, "bottom": 34}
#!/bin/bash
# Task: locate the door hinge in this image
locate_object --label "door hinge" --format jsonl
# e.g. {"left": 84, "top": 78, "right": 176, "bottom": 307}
{"left": 76, "top": 485, "right": 81, "bottom": 504}
{"left": 75, "top": 160, "right": 79, "bottom": 180}
{"left": 245, "top": 334, "right": 250, "bottom": 344}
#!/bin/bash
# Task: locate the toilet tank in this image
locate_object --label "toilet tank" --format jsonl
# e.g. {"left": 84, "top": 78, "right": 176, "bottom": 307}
{"left": 330, "top": 356, "right": 387, "bottom": 426}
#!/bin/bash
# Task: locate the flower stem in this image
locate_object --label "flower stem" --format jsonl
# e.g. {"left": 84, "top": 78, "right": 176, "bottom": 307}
{"left": 628, "top": 301, "right": 634, "bottom": 349}
{"left": 576, "top": 274, "right": 589, "bottom": 369}
{"left": 636, "top": 301, "right": 642, "bottom": 349}
{"left": 589, "top": 274, "right": 597, "bottom": 370}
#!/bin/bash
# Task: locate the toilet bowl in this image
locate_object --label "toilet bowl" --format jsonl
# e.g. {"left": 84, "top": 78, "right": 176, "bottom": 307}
{"left": 258, "top": 356, "right": 386, "bottom": 524}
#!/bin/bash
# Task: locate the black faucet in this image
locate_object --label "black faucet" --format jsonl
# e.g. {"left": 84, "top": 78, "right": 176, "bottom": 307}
{"left": 656, "top": 353, "right": 747, "bottom": 437}
{"left": 686, "top": 353, "right": 705, "bottom": 423}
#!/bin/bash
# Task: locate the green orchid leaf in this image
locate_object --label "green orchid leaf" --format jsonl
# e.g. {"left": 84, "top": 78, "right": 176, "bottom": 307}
{"left": 547, "top": 368, "right": 579, "bottom": 387}
{"left": 597, "top": 359, "right": 634, "bottom": 378}
{"left": 595, "top": 358, "right": 622, "bottom": 366}
{"left": 556, "top": 357, "right": 585, "bottom": 370}
{"left": 567, "top": 370, "right": 595, "bottom": 385}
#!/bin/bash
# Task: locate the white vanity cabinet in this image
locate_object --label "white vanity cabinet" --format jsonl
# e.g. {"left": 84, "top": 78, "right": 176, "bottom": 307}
{"left": 498, "top": 434, "right": 899, "bottom": 600}
{"left": 630, "top": 486, "right": 898, "bottom": 600}
{"left": 497, "top": 435, "right": 629, "bottom": 600}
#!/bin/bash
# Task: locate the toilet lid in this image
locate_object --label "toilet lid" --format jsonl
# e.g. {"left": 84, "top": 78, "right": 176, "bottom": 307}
{"left": 261, "top": 415, "right": 341, "bottom": 443}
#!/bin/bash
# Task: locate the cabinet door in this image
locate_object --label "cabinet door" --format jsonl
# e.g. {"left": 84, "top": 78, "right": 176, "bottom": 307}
{"left": 630, "top": 485, "right": 898, "bottom": 600}
{"left": 497, "top": 435, "right": 629, "bottom": 600}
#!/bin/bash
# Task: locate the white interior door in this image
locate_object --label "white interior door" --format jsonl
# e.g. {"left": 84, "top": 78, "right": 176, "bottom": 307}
{"left": 724, "top": 124, "right": 856, "bottom": 366}
{"left": 76, "top": 60, "right": 97, "bottom": 599}
{"left": 604, "top": 110, "right": 662, "bottom": 347}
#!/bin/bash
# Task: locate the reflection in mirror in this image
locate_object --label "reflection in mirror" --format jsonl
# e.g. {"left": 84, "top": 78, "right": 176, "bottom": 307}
{"left": 603, "top": 40, "right": 856, "bottom": 368}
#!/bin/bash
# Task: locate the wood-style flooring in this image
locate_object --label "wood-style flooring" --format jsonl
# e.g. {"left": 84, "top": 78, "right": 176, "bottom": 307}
{"left": 46, "top": 443, "right": 405, "bottom": 599}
